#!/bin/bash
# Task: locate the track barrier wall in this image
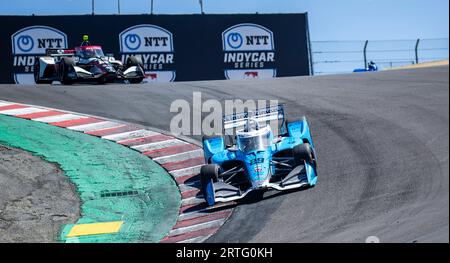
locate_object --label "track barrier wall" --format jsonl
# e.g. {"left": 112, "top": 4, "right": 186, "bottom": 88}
{"left": 0, "top": 14, "right": 311, "bottom": 84}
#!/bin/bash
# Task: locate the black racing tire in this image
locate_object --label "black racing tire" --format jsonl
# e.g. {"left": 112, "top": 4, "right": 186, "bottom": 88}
{"left": 128, "top": 77, "right": 144, "bottom": 84}
{"left": 34, "top": 59, "right": 52, "bottom": 84}
{"left": 126, "top": 56, "right": 144, "bottom": 68}
{"left": 200, "top": 164, "right": 219, "bottom": 198}
{"left": 59, "top": 57, "right": 75, "bottom": 85}
{"left": 293, "top": 143, "right": 314, "bottom": 166}
{"left": 125, "top": 56, "right": 144, "bottom": 84}
{"left": 96, "top": 76, "right": 107, "bottom": 85}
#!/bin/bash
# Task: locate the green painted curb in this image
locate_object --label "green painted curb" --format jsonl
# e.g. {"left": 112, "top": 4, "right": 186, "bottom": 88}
{"left": 0, "top": 114, "right": 181, "bottom": 243}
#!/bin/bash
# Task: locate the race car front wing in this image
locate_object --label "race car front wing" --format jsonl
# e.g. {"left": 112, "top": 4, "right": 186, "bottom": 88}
{"left": 205, "top": 162, "right": 317, "bottom": 206}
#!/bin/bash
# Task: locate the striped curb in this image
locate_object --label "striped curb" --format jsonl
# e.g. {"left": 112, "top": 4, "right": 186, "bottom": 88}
{"left": 0, "top": 100, "right": 233, "bottom": 243}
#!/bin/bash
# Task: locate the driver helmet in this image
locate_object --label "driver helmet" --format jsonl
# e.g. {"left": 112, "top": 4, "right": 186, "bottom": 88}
{"left": 81, "top": 35, "right": 91, "bottom": 46}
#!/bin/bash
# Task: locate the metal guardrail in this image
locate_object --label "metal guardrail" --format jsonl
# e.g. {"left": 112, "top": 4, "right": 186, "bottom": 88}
{"left": 311, "top": 38, "right": 449, "bottom": 75}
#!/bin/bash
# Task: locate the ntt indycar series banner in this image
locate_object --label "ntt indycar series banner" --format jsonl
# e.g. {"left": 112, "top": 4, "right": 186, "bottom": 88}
{"left": 0, "top": 14, "right": 310, "bottom": 84}
{"left": 120, "top": 24, "right": 176, "bottom": 83}
{"left": 223, "top": 23, "right": 276, "bottom": 80}
{"left": 11, "top": 26, "right": 68, "bottom": 84}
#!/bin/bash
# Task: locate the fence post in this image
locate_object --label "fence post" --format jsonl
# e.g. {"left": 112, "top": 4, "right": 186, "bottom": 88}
{"left": 415, "top": 38, "right": 420, "bottom": 64}
{"left": 363, "top": 40, "right": 368, "bottom": 68}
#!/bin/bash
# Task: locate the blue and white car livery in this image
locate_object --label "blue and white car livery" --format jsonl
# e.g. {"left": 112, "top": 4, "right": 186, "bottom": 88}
{"left": 200, "top": 105, "right": 318, "bottom": 206}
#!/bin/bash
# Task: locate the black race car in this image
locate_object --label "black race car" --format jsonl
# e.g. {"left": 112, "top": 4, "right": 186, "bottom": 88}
{"left": 34, "top": 45, "right": 145, "bottom": 84}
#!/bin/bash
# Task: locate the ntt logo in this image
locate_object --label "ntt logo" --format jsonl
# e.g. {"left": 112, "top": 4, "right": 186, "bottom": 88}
{"left": 119, "top": 24, "right": 176, "bottom": 82}
{"left": 227, "top": 32, "right": 243, "bottom": 49}
{"left": 11, "top": 25, "right": 67, "bottom": 55}
{"left": 124, "top": 34, "right": 141, "bottom": 51}
{"left": 16, "top": 35, "right": 34, "bottom": 52}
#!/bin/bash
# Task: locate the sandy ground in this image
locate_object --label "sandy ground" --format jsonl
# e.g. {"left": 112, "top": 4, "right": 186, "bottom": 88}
{"left": 0, "top": 144, "right": 80, "bottom": 242}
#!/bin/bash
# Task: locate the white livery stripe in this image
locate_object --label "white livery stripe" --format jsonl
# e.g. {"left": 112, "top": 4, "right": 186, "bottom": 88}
{"left": 0, "top": 107, "right": 47, "bottom": 116}
{"left": 153, "top": 149, "right": 204, "bottom": 164}
{"left": 32, "top": 114, "right": 87, "bottom": 123}
{"left": 170, "top": 165, "right": 202, "bottom": 178}
{"left": 169, "top": 219, "right": 224, "bottom": 236}
{"left": 132, "top": 139, "right": 186, "bottom": 152}
{"left": 68, "top": 121, "right": 121, "bottom": 132}
{"left": 102, "top": 129, "right": 158, "bottom": 141}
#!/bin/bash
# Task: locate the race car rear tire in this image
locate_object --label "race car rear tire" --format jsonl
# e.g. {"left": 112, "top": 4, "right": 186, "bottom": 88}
{"left": 293, "top": 143, "right": 313, "bottom": 166}
{"left": 126, "top": 56, "right": 144, "bottom": 68}
{"left": 59, "top": 57, "right": 75, "bottom": 85}
{"left": 34, "top": 60, "right": 52, "bottom": 84}
{"left": 200, "top": 164, "right": 219, "bottom": 200}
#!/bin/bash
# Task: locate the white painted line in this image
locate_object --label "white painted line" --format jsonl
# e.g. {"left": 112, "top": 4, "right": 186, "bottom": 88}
{"left": 68, "top": 121, "right": 121, "bottom": 132}
{"left": 0, "top": 107, "right": 48, "bottom": 116}
{"left": 181, "top": 196, "right": 205, "bottom": 206}
{"left": 84, "top": 124, "right": 127, "bottom": 133}
{"left": 179, "top": 208, "right": 232, "bottom": 222}
{"left": 32, "top": 114, "right": 87, "bottom": 123}
{"left": 169, "top": 218, "right": 224, "bottom": 236}
{"left": 132, "top": 139, "right": 186, "bottom": 152}
{"left": 178, "top": 210, "right": 209, "bottom": 221}
{"left": 170, "top": 165, "right": 202, "bottom": 178}
{"left": 0, "top": 101, "right": 14, "bottom": 107}
{"left": 102, "top": 129, "right": 158, "bottom": 141}
{"left": 153, "top": 149, "right": 204, "bottom": 164}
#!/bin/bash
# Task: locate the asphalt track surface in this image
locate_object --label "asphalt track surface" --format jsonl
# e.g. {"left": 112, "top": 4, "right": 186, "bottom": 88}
{"left": 0, "top": 66, "right": 448, "bottom": 242}
{"left": 0, "top": 145, "right": 79, "bottom": 242}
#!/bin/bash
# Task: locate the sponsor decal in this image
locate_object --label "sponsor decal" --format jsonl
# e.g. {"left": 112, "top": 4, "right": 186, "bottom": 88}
{"left": 119, "top": 24, "right": 176, "bottom": 82}
{"left": 11, "top": 25, "right": 67, "bottom": 84}
{"left": 222, "top": 23, "right": 276, "bottom": 80}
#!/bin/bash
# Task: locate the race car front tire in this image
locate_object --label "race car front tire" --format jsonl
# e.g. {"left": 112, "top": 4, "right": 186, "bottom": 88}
{"left": 128, "top": 77, "right": 144, "bottom": 84}
{"left": 200, "top": 164, "right": 219, "bottom": 203}
{"left": 59, "top": 57, "right": 75, "bottom": 85}
{"left": 293, "top": 143, "right": 314, "bottom": 166}
{"left": 34, "top": 60, "right": 52, "bottom": 84}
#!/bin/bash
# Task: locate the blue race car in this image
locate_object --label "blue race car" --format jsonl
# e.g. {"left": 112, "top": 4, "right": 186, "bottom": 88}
{"left": 200, "top": 105, "right": 318, "bottom": 206}
{"left": 353, "top": 61, "right": 379, "bottom": 73}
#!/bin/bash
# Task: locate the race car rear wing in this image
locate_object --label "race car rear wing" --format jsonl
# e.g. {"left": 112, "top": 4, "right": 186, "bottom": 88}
{"left": 45, "top": 48, "right": 75, "bottom": 57}
{"left": 223, "top": 104, "right": 286, "bottom": 136}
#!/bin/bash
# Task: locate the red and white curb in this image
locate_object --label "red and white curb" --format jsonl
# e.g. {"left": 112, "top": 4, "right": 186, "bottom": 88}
{"left": 0, "top": 100, "right": 233, "bottom": 243}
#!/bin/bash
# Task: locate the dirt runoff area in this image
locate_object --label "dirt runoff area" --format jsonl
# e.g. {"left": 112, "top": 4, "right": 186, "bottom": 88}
{"left": 0, "top": 144, "right": 80, "bottom": 242}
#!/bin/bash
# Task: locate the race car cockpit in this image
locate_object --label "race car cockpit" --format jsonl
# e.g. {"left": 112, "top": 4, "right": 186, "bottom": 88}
{"left": 75, "top": 46, "right": 105, "bottom": 59}
{"left": 236, "top": 118, "right": 273, "bottom": 153}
